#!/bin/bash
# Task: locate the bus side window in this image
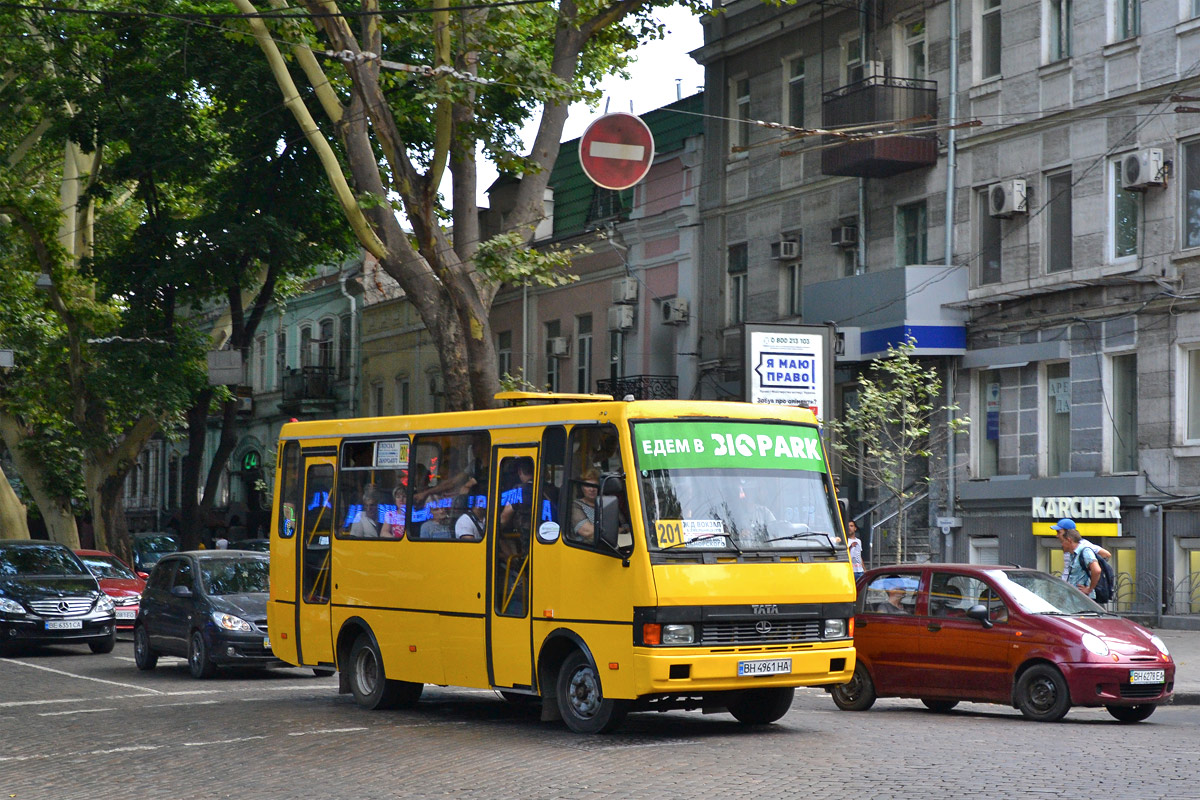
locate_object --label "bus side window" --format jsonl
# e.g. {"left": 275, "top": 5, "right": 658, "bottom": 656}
{"left": 411, "top": 431, "right": 490, "bottom": 540}
{"left": 564, "top": 424, "right": 630, "bottom": 551}
{"left": 277, "top": 441, "right": 301, "bottom": 539}
{"left": 541, "top": 426, "right": 566, "bottom": 535}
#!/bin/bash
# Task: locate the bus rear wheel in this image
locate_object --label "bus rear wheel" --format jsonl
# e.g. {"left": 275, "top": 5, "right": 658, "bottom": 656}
{"left": 557, "top": 650, "right": 628, "bottom": 734}
{"left": 726, "top": 687, "right": 795, "bottom": 725}
{"left": 348, "top": 634, "right": 422, "bottom": 710}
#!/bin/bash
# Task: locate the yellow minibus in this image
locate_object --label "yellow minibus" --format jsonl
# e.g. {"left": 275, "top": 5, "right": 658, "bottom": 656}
{"left": 267, "top": 393, "right": 856, "bottom": 733}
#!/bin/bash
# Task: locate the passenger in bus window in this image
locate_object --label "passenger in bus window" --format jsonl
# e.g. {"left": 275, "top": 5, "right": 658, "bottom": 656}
{"left": 348, "top": 488, "right": 385, "bottom": 537}
{"left": 568, "top": 469, "right": 601, "bottom": 544}
{"left": 381, "top": 485, "right": 406, "bottom": 539}
{"left": 455, "top": 495, "right": 486, "bottom": 540}
{"left": 499, "top": 457, "right": 535, "bottom": 533}
{"left": 421, "top": 495, "right": 455, "bottom": 539}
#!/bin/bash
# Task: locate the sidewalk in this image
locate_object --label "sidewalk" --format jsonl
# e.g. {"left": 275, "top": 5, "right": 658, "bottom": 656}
{"left": 1154, "top": 628, "right": 1200, "bottom": 705}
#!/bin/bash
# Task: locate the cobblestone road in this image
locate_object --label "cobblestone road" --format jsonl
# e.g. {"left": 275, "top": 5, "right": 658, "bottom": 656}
{"left": 2, "top": 639, "right": 1195, "bottom": 800}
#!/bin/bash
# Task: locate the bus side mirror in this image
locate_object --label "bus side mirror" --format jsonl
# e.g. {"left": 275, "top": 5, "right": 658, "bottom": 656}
{"left": 597, "top": 495, "right": 621, "bottom": 550}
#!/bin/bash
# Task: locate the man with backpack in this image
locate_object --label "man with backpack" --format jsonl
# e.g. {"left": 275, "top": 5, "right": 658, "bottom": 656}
{"left": 1060, "top": 527, "right": 1102, "bottom": 600}
{"left": 1052, "top": 518, "right": 1110, "bottom": 581}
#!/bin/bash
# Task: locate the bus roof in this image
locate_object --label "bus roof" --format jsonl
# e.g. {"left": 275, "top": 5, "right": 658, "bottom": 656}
{"left": 277, "top": 398, "right": 820, "bottom": 442}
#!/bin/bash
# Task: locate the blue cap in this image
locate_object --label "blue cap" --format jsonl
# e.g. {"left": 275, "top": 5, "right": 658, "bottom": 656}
{"left": 1050, "top": 518, "right": 1076, "bottom": 531}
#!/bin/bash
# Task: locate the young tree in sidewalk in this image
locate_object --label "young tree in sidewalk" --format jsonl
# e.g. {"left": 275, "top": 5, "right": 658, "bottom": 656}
{"left": 827, "top": 337, "right": 968, "bottom": 563}
{"left": 235, "top": 0, "right": 698, "bottom": 410}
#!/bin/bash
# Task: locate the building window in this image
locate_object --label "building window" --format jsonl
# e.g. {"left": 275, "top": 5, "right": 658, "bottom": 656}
{"left": 276, "top": 326, "right": 287, "bottom": 387}
{"left": 338, "top": 313, "right": 351, "bottom": 379}
{"left": 299, "top": 325, "right": 314, "bottom": 368}
{"left": 318, "top": 318, "right": 335, "bottom": 370}
{"left": 576, "top": 314, "right": 593, "bottom": 393}
{"left": 1047, "top": 0, "right": 1072, "bottom": 61}
{"left": 1112, "top": 159, "right": 1139, "bottom": 260}
{"left": 727, "top": 242, "right": 748, "bottom": 325}
{"left": 783, "top": 261, "right": 802, "bottom": 317}
{"left": 844, "top": 34, "right": 863, "bottom": 83}
{"left": 977, "top": 370, "right": 1001, "bottom": 478}
{"left": 843, "top": 247, "right": 858, "bottom": 277}
{"left": 545, "top": 320, "right": 561, "bottom": 392}
{"left": 497, "top": 330, "right": 512, "bottom": 379}
{"left": 371, "top": 382, "right": 384, "bottom": 416}
{"left": 1111, "top": 353, "right": 1138, "bottom": 473}
{"left": 1046, "top": 171, "right": 1073, "bottom": 273}
{"left": 1183, "top": 140, "right": 1200, "bottom": 249}
{"left": 731, "top": 77, "right": 751, "bottom": 149}
{"left": 396, "top": 377, "right": 410, "bottom": 416}
{"left": 902, "top": 20, "right": 926, "bottom": 80}
{"left": 896, "top": 201, "right": 927, "bottom": 265}
{"left": 1045, "top": 362, "right": 1071, "bottom": 477}
{"left": 787, "top": 56, "right": 805, "bottom": 128}
{"left": 1194, "top": 0, "right": 1200, "bottom": 20}
{"left": 1113, "top": 0, "right": 1139, "bottom": 40}
{"left": 609, "top": 330, "right": 624, "bottom": 383}
{"left": 979, "top": 190, "right": 1002, "bottom": 285}
{"left": 980, "top": 0, "right": 1002, "bottom": 79}
{"left": 1187, "top": 348, "right": 1200, "bottom": 440}
{"left": 586, "top": 187, "right": 622, "bottom": 225}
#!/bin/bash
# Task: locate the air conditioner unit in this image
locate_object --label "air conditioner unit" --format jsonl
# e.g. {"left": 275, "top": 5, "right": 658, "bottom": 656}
{"left": 547, "top": 336, "right": 570, "bottom": 357}
{"left": 662, "top": 298, "right": 690, "bottom": 325}
{"left": 863, "top": 60, "right": 885, "bottom": 79}
{"left": 611, "top": 276, "right": 638, "bottom": 305}
{"left": 607, "top": 305, "right": 635, "bottom": 331}
{"left": 235, "top": 396, "right": 254, "bottom": 415}
{"left": 831, "top": 226, "right": 858, "bottom": 248}
{"left": 988, "top": 179, "right": 1028, "bottom": 218}
{"left": 770, "top": 238, "right": 800, "bottom": 260}
{"left": 1122, "top": 148, "right": 1165, "bottom": 191}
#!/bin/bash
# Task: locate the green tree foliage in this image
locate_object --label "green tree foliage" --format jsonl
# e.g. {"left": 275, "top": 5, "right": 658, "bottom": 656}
{"left": 828, "top": 337, "right": 969, "bottom": 563}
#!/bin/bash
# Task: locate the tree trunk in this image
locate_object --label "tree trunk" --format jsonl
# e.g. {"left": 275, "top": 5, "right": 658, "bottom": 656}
{"left": 0, "top": 413, "right": 78, "bottom": 546}
{"left": 179, "top": 390, "right": 212, "bottom": 550}
{"left": 89, "top": 469, "right": 133, "bottom": 565}
{"left": 0, "top": 463, "right": 31, "bottom": 540}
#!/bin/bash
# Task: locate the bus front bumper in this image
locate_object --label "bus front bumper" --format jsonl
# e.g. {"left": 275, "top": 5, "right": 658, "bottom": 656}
{"left": 633, "top": 643, "right": 856, "bottom": 695}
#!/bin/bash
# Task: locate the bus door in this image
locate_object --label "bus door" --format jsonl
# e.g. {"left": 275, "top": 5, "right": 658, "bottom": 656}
{"left": 295, "top": 450, "right": 336, "bottom": 667}
{"left": 488, "top": 446, "right": 537, "bottom": 689}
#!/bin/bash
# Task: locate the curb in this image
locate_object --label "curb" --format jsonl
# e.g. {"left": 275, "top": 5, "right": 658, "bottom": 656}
{"left": 1167, "top": 692, "right": 1200, "bottom": 706}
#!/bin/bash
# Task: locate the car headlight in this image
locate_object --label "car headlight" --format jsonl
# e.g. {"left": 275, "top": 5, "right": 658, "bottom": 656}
{"left": 96, "top": 595, "right": 114, "bottom": 613}
{"left": 823, "top": 618, "right": 848, "bottom": 639}
{"left": 1150, "top": 635, "right": 1169, "bottom": 656}
{"left": 1081, "top": 632, "right": 1110, "bottom": 657}
{"left": 211, "top": 612, "right": 253, "bottom": 632}
{"left": 661, "top": 624, "right": 694, "bottom": 645}
{"left": 0, "top": 597, "right": 25, "bottom": 616}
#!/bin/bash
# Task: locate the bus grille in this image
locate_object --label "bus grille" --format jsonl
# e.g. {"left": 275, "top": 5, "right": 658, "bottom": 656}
{"left": 29, "top": 598, "right": 94, "bottom": 616}
{"left": 700, "top": 620, "right": 822, "bottom": 646}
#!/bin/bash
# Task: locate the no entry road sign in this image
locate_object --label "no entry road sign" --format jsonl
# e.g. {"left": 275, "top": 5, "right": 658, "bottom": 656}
{"left": 578, "top": 112, "right": 656, "bottom": 191}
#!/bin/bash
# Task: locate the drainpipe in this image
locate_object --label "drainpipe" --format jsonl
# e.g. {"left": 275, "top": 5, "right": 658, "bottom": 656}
{"left": 943, "top": 0, "right": 960, "bottom": 561}
{"left": 339, "top": 268, "right": 359, "bottom": 417}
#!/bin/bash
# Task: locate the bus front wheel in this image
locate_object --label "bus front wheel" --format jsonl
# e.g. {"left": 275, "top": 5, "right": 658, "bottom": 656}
{"left": 726, "top": 687, "right": 795, "bottom": 725}
{"left": 557, "top": 650, "right": 628, "bottom": 734}
{"left": 348, "top": 634, "right": 423, "bottom": 710}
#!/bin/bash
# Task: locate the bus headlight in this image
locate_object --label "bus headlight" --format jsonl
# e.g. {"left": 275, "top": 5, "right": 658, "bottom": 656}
{"left": 662, "top": 624, "right": 695, "bottom": 645}
{"left": 823, "top": 619, "right": 848, "bottom": 639}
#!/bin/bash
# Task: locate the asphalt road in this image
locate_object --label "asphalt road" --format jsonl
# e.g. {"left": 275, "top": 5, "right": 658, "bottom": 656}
{"left": 2, "top": 637, "right": 1196, "bottom": 800}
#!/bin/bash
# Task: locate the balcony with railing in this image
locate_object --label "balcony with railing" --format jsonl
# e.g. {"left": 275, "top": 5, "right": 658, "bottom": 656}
{"left": 596, "top": 375, "right": 679, "bottom": 400}
{"left": 280, "top": 366, "right": 338, "bottom": 414}
{"left": 820, "top": 75, "right": 938, "bottom": 178}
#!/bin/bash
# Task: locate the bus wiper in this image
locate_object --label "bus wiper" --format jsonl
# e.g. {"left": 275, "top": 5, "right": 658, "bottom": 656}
{"left": 661, "top": 533, "right": 742, "bottom": 553}
{"left": 765, "top": 531, "right": 837, "bottom": 548}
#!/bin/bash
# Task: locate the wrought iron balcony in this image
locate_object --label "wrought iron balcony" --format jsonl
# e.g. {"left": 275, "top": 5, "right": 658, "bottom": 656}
{"left": 596, "top": 375, "right": 679, "bottom": 400}
{"left": 821, "top": 75, "right": 938, "bottom": 178}
{"left": 280, "top": 366, "right": 337, "bottom": 413}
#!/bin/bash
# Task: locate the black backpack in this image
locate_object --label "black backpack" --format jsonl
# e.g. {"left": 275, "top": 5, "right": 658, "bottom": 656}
{"left": 1079, "top": 547, "right": 1116, "bottom": 604}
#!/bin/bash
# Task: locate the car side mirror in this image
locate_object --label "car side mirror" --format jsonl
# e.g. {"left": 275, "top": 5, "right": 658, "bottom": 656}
{"left": 170, "top": 585, "right": 193, "bottom": 598}
{"left": 137, "top": 572, "right": 149, "bottom": 580}
{"left": 965, "top": 603, "right": 993, "bottom": 629}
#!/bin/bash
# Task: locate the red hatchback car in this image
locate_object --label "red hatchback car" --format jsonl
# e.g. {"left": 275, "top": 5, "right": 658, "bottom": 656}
{"left": 831, "top": 563, "right": 1174, "bottom": 723}
{"left": 75, "top": 550, "right": 146, "bottom": 631}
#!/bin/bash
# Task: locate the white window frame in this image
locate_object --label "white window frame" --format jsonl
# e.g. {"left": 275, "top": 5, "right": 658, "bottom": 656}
{"left": 1041, "top": 360, "right": 1072, "bottom": 477}
{"left": 1182, "top": 138, "right": 1200, "bottom": 250}
{"left": 576, "top": 314, "right": 593, "bottom": 393}
{"left": 1044, "top": 0, "right": 1073, "bottom": 62}
{"left": 1110, "top": 157, "right": 1140, "bottom": 263}
{"left": 977, "top": 0, "right": 1002, "bottom": 81}
{"left": 1106, "top": 351, "right": 1138, "bottom": 474}
{"left": 978, "top": 188, "right": 1002, "bottom": 285}
{"left": 896, "top": 200, "right": 928, "bottom": 265}
{"left": 784, "top": 54, "right": 805, "bottom": 129}
{"left": 895, "top": 18, "right": 926, "bottom": 80}
{"left": 974, "top": 369, "right": 1002, "bottom": 479}
{"left": 544, "top": 320, "right": 561, "bottom": 393}
{"left": 842, "top": 32, "right": 863, "bottom": 84}
{"left": 1045, "top": 170, "right": 1073, "bottom": 273}
{"left": 729, "top": 76, "right": 751, "bottom": 151}
{"left": 1111, "top": 0, "right": 1139, "bottom": 41}
{"left": 780, "top": 260, "right": 802, "bottom": 317}
{"left": 1180, "top": 344, "right": 1200, "bottom": 444}
{"left": 496, "top": 330, "right": 513, "bottom": 379}
{"left": 727, "top": 242, "right": 748, "bottom": 326}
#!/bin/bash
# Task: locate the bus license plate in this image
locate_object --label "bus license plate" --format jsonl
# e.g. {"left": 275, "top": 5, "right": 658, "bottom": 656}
{"left": 1130, "top": 669, "right": 1165, "bottom": 684}
{"left": 738, "top": 658, "right": 791, "bottom": 677}
{"left": 45, "top": 620, "right": 82, "bottom": 630}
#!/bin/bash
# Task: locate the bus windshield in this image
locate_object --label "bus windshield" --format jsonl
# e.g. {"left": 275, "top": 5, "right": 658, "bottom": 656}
{"left": 634, "top": 420, "right": 842, "bottom": 552}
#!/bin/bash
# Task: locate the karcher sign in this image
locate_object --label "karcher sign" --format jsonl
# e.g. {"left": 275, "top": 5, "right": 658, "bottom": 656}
{"left": 1031, "top": 496, "right": 1122, "bottom": 538}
